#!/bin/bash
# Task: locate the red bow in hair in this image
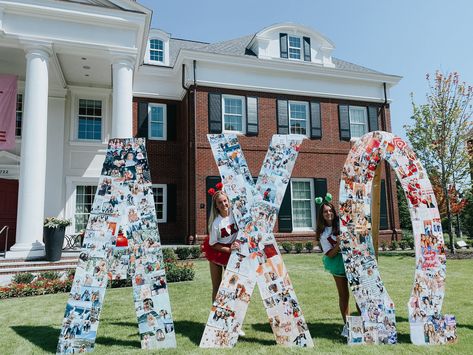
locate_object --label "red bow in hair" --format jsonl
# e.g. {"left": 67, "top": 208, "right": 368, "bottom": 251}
{"left": 207, "top": 182, "right": 223, "bottom": 196}
{"left": 207, "top": 188, "right": 216, "bottom": 196}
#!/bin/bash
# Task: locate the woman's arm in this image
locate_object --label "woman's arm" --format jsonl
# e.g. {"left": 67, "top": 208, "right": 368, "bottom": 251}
{"left": 325, "top": 236, "right": 341, "bottom": 258}
{"left": 210, "top": 241, "right": 240, "bottom": 254}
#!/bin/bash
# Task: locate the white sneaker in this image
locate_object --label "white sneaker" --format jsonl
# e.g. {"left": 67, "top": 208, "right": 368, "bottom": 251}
{"left": 341, "top": 323, "right": 349, "bottom": 338}
{"left": 238, "top": 329, "right": 245, "bottom": 337}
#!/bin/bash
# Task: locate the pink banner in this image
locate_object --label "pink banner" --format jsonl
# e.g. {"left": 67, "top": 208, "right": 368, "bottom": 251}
{"left": 0, "top": 75, "right": 18, "bottom": 150}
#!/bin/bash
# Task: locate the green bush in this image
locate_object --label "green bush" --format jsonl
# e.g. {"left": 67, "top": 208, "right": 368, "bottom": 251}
{"left": 390, "top": 240, "right": 399, "bottom": 251}
{"left": 67, "top": 269, "right": 76, "bottom": 279}
{"left": 165, "top": 262, "right": 195, "bottom": 282}
{"left": 162, "top": 247, "right": 177, "bottom": 262}
{"left": 281, "top": 241, "right": 292, "bottom": 253}
{"left": 305, "top": 241, "right": 314, "bottom": 253}
{"left": 12, "top": 272, "right": 35, "bottom": 284}
{"left": 399, "top": 240, "right": 408, "bottom": 250}
{"left": 381, "top": 241, "right": 387, "bottom": 251}
{"left": 294, "top": 242, "right": 303, "bottom": 253}
{"left": 1, "top": 275, "right": 73, "bottom": 299}
{"left": 190, "top": 246, "right": 201, "bottom": 259}
{"left": 39, "top": 271, "right": 61, "bottom": 280}
{"left": 175, "top": 247, "right": 192, "bottom": 260}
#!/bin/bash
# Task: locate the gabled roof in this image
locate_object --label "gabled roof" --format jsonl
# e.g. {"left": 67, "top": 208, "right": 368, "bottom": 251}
{"left": 166, "top": 34, "right": 384, "bottom": 75}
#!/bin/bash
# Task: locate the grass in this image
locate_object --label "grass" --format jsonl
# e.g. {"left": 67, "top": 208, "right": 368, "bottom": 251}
{"left": 0, "top": 254, "right": 472, "bottom": 354}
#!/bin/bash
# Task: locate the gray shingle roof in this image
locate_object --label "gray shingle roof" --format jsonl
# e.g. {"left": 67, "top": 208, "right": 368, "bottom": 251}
{"left": 167, "top": 34, "right": 384, "bottom": 75}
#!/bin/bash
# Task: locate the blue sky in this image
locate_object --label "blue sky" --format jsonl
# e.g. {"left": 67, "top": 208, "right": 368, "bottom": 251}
{"left": 138, "top": 0, "right": 472, "bottom": 139}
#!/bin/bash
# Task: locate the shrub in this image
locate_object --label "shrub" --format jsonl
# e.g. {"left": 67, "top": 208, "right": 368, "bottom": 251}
{"left": 399, "top": 240, "right": 408, "bottom": 250}
{"left": 39, "top": 271, "right": 61, "bottom": 280}
{"left": 12, "top": 272, "right": 35, "bottom": 284}
{"left": 1, "top": 274, "right": 73, "bottom": 299}
{"left": 381, "top": 241, "right": 387, "bottom": 251}
{"left": 305, "top": 241, "right": 314, "bottom": 253}
{"left": 190, "top": 246, "right": 201, "bottom": 259}
{"left": 390, "top": 240, "right": 399, "bottom": 251}
{"left": 67, "top": 269, "right": 76, "bottom": 279}
{"left": 162, "top": 247, "right": 177, "bottom": 262}
{"left": 165, "top": 262, "right": 195, "bottom": 282}
{"left": 294, "top": 242, "right": 303, "bottom": 253}
{"left": 281, "top": 241, "right": 292, "bottom": 253}
{"left": 175, "top": 247, "right": 192, "bottom": 260}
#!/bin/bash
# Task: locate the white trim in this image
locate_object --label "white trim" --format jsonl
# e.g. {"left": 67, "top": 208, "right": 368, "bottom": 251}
{"left": 288, "top": 35, "right": 302, "bottom": 61}
{"left": 65, "top": 176, "right": 99, "bottom": 233}
{"left": 288, "top": 100, "right": 309, "bottom": 137}
{"left": 147, "top": 103, "right": 167, "bottom": 140}
{"left": 69, "top": 87, "right": 110, "bottom": 144}
{"left": 152, "top": 184, "right": 167, "bottom": 223}
{"left": 222, "top": 94, "right": 246, "bottom": 135}
{"left": 290, "top": 178, "right": 315, "bottom": 231}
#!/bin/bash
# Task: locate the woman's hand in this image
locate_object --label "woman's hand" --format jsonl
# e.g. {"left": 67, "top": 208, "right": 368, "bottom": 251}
{"left": 230, "top": 241, "right": 241, "bottom": 251}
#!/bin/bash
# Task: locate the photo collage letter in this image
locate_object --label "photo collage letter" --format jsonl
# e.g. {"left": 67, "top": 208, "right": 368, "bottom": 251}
{"left": 57, "top": 138, "right": 176, "bottom": 354}
{"left": 200, "top": 134, "right": 313, "bottom": 348}
{"left": 339, "top": 131, "right": 457, "bottom": 345}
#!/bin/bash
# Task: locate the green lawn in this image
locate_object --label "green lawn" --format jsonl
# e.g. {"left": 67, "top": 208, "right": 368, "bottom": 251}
{"left": 0, "top": 254, "right": 471, "bottom": 354}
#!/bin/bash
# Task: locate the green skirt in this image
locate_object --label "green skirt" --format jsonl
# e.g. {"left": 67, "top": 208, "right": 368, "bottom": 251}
{"left": 322, "top": 253, "right": 346, "bottom": 277}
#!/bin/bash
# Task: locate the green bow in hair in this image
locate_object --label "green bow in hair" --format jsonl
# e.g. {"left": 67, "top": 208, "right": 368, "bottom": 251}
{"left": 315, "top": 193, "right": 333, "bottom": 205}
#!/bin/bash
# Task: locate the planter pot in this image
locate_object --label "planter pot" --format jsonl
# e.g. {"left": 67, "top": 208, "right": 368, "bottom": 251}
{"left": 43, "top": 227, "right": 65, "bottom": 262}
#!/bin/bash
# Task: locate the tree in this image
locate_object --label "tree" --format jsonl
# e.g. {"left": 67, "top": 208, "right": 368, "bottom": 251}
{"left": 406, "top": 71, "right": 473, "bottom": 253}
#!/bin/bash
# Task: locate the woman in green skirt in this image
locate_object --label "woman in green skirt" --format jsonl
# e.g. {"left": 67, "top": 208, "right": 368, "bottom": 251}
{"left": 316, "top": 196, "right": 350, "bottom": 337}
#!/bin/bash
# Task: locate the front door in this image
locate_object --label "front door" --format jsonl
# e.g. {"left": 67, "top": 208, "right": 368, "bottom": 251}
{"left": 0, "top": 178, "right": 18, "bottom": 252}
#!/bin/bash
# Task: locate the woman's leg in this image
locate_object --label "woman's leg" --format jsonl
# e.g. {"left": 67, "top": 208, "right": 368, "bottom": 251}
{"left": 333, "top": 275, "right": 350, "bottom": 323}
{"left": 209, "top": 261, "right": 223, "bottom": 302}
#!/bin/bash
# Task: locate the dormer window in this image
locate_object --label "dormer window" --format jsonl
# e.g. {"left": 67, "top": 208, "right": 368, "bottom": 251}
{"left": 288, "top": 36, "right": 302, "bottom": 60}
{"left": 149, "top": 39, "right": 164, "bottom": 63}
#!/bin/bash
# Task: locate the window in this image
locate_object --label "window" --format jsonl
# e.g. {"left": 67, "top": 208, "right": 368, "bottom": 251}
{"left": 148, "top": 104, "right": 167, "bottom": 140}
{"left": 75, "top": 185, "right": 97, "bottom": 232}
{"left": 16, "top": 94, "right": 23, "bottom": 137}
{"left": 349, "top": 106, "right": 369, "bottom": 138}
{"left": 288, "top": 36, "right": 302, "bottom": 60}
{"left": 152, "top": 184, "right": 167, "bottom": 223}
{"left": 78, "top": 99, "right": 102, "bottom": 140}
{"left": 149, "top": 39, "right": 164, "bottom": 63}
{"left": 291, "top": 179, "right": 315, "bottom": 230}
{"left": 289, "top": 101, "right": 309, "bottom": 135}
{"left": 222, "top": 95, "right": 246, "bottom": 134}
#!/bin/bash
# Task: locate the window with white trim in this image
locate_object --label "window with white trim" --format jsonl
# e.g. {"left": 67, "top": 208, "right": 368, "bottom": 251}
{"left": 148, "top": 103, "right": 167, "bottom": 140}
{"left": 77, "top": 99, "right": 103, "bottom": 140}
{"left": 152, "top": 184, "right": 167, "bottom": 223}
{"left": 288, "top": 35, "right": 302, "bottom": 60}
{"left": 289, "top": 101, "right": 309, "bottom": 135}
{"left": 149, "top": 39, "right": 164, "bottom": 63}
{"left": 222, "top": 95, "right": 246, "bottom": 134}
{"left": 16, "top": 94, "right": 23, "bottom": 137}
{"left": 75, "top": 185, "right": 97, "bottom": 232}
{"left": 349, "top": 106, "right": 369, "bottom": 138}
{"left": 291, "top": 179, "right": 315, "bottom": 230}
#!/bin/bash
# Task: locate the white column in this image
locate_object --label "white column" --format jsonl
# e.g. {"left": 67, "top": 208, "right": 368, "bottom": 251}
{"left": 7, "top": 46, "right": 50, "bottom": 259}
{"left": 111, "top": 57, "right": 134, "bottom": 138}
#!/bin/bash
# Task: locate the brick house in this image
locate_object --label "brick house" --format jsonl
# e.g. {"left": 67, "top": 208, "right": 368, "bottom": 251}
{"left": 133, "top": 23, "right": 402, "bottom": 244}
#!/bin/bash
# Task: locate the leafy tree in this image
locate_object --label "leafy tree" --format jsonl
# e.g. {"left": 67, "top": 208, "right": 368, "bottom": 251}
{"left": 396, "top": 180, "right": 412, "bottom": 230}
{"left": 406, "top": 71, "right": 473, "bottom": 252}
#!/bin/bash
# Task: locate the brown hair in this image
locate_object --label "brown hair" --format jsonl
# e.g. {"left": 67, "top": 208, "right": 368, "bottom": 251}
{"left": 315, "top": 202, "right": 340, "bottom": 239}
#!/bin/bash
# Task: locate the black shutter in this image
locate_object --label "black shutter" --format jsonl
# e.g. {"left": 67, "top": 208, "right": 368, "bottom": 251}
{"left": 246, "top": 97, "right": 258, "bottom": 136}
{"left": 208, "top": 93, "right": 222, "bottom": 133}
{"left": 380, "top": 179, "right": 388, "bottom": 230}
{"left": 206, "top": 176, "right": 222, "bottom": 224}
{"left": 303, "top": 36, "right": 311, "bottom": 61}
{"left": 167, "top": 184, "right": 177, "bottom": 222}
{"left": 278, "top": 182, "right": 292, "bottom": 232}
{"left": 314, "top": 178, "right": 328, "bottom": 220}
{"left": 368, "top": 106, "right": 379, "bottom": 132}
{"left": 167, "top": 104, "right": 177, "bottom": 141}
{"left": 310, "top": 102, "right": 322, "bottom": 139}
{"left": 279, "top": 33, "right": 288, "bottom": 58}
{"left": 277, "top": 100, "right": 289, "bottom": 134}
{"left": 137, "top": 102, "right": 148, "bottom": 138}
{"left": 338, "top": 104, "right": 351, "bottom": 141}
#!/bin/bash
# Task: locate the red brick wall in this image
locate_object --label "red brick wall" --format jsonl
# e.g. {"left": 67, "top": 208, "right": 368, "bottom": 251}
{"left": 193, "top": 86, "right": 401, "bottom": 242}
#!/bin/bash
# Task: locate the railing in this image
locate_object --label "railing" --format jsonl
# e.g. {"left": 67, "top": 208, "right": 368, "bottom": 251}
{"left": 63, "top": 233, "right": 83, "bottom": 251}
{"left": 1, "top": 225, "right": 9, "bottom": 258}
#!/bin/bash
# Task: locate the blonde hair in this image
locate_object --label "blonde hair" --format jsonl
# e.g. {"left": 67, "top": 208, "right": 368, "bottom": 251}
{"left": 208, "top": 190, "right": 229, "bottom": 233}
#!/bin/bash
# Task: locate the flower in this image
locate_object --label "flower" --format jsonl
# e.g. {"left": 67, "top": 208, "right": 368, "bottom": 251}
{"left": 44, "top": 217, "right": 72, "bottom": 228}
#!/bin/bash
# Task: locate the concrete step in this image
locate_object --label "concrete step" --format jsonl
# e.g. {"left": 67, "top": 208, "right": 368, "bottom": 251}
{"left": 0, "top": 264, "right": 77, "bottom": 275}
{"left": 0, "top": 259, "right": 78, "bottom": 270}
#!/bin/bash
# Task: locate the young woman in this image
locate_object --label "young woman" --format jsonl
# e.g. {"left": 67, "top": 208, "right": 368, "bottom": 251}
{"left": 202, "top": 189, "right": 240, "bottom": 302}
{"left": 316, "top": 200, "right": 352, "bottom": 337}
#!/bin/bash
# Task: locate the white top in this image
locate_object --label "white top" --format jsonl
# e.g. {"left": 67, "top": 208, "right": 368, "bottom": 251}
{"left": 319, "top": 226, "right": 337, "bottom": 255}
{"left": 209, "top": 213, "right": 238, "bottom": 246}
